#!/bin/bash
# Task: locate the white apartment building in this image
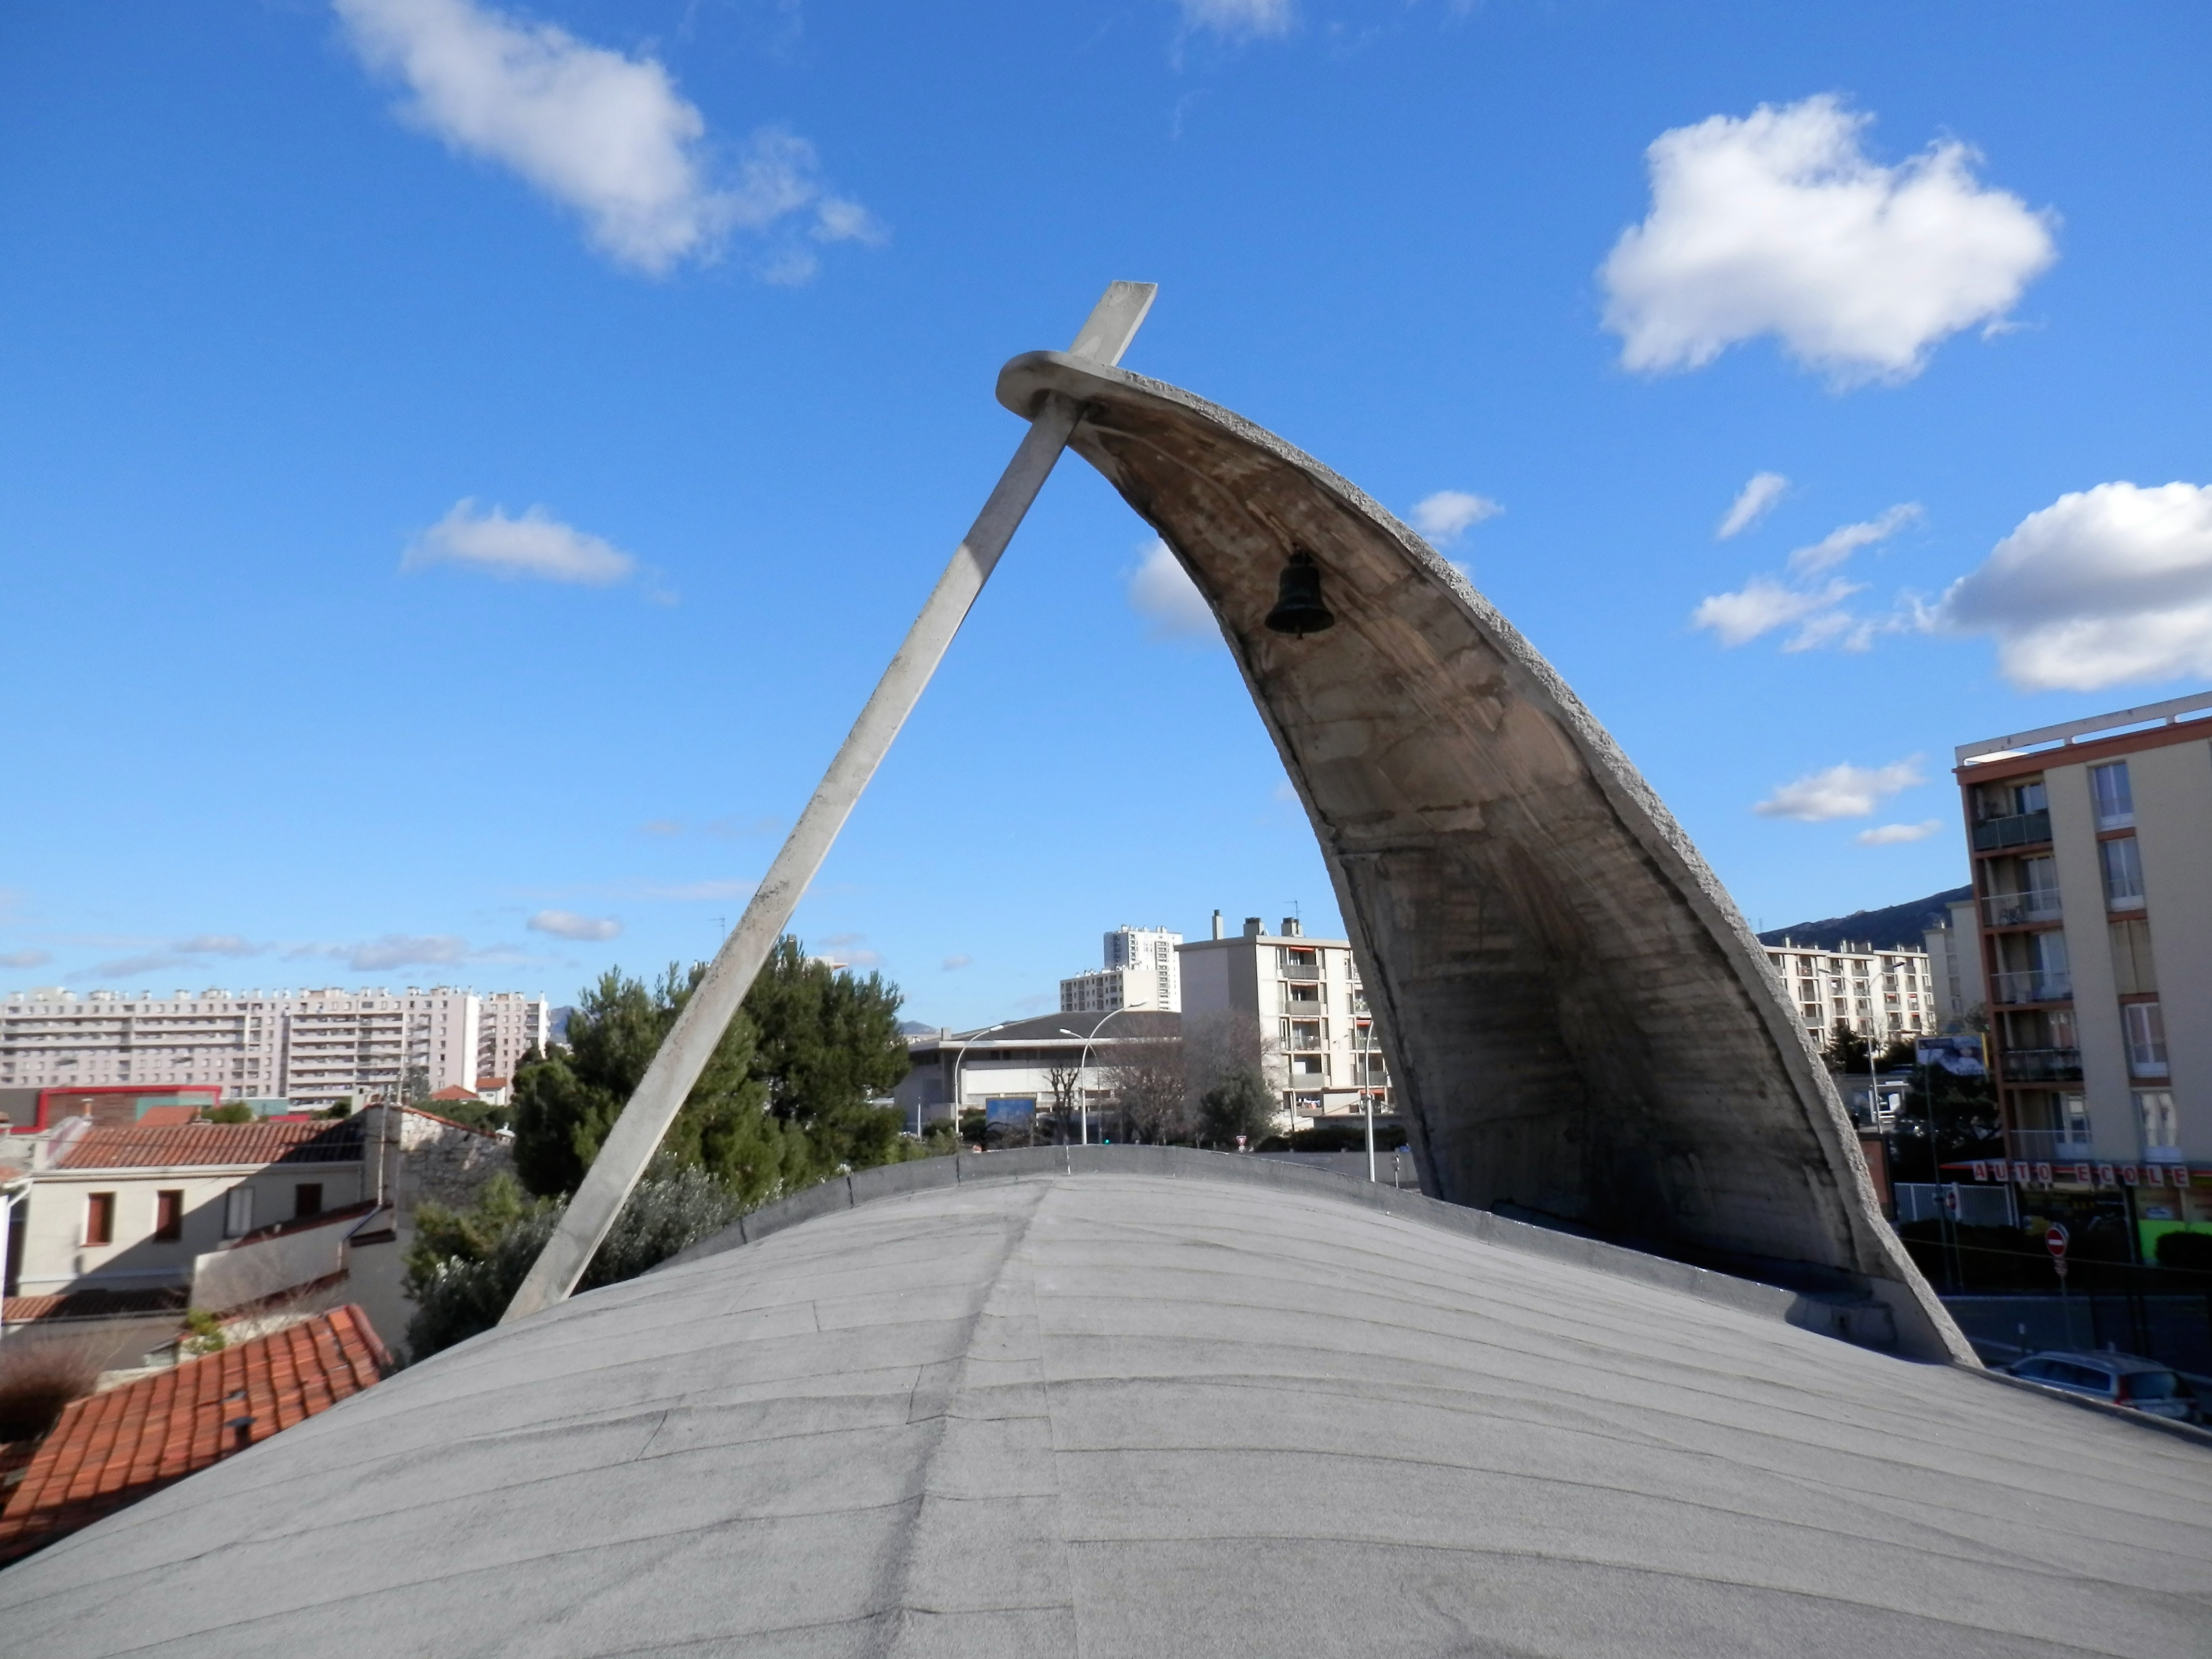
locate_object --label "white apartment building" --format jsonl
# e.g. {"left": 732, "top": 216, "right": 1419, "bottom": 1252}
{"left": 1759, "top": 941, "right": 1939, "bottom": 1052}
{"left": 1059, "top": 926, "right": 1183, "bottom": 1014}
{"left": 1956, "top": 690, "right": 2212, "bottom": 1252}
{"left": 0, "top": 986, "right": 548, "bottom": 1111}
{"left": 1179, "top": 914, "right": 1390, "bottom": 1118}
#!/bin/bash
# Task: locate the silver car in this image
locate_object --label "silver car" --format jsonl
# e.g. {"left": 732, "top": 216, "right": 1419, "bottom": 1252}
{"left": 2006, "top": 1351, "right": 2198, "bottom": 1422}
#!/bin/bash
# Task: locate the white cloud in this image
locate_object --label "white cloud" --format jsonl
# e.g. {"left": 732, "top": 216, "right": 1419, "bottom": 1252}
{"left": 639, "top": 819, "right": 682, "bottom": 837}
{"left": 1695, "top": 503, "right": 1919, "bottom": 649}
{"left": 1128, "top": 539, "right": 1216, "bottom": 640}
{"left": 95, "top": 953, "right": 194, "bottom": 979}
{"left": 814, "top": 932, "right": 882, "bottom": 970}
{"left": 528, "top": 909, "right": 622, "bottom": 941}
{"left": 643, "top": 879, "right": 755, "bottom": 901}
{"left": 1717, "top": 472, "right": 1788, "bottom": 539}
{"left": 1409, "top": 490, "right": 1503, "bottom": 546}
{"left": 1755, "top": 758, "right": 1924, "bottom": 822}
{"left": 1692, "top": 574, "right": 1862, "bottom": 648}
{"left": 1787, "top": 503, "right": 1922, "bottom": 575}
{"left": 1855, "top": 819, "right": 1942, "bottom": 845}
{"left": 1178, "top": 0, "right": 1293, "bottom": 39}
{"left": 1601, "top": 95, "right": 2056, "bottom": 384}
{"left": 1938, "top": 481, "right": 2212, "bottom": 692}
{"left": 0, "top": 949, "right": 51, "bottom": 969}
{"left": 335, "top": 0, "right": 875, "bottom": 276}
{"left": 942, "top": 954, "right": 972, "bottom": 971}
{"left": 286, "top": 934, "right": 477, "bottom": 972}
{"left": 403, "top": 500, "right": 637, "bottom": 585}
{"left": 172, "top": 933, "right": 258, "bottom": 957}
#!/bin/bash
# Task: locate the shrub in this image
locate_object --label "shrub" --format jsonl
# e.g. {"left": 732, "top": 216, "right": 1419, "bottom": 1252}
{"left": 2155, "top": 1230, "right": 2212, "bottom": 1274}
{"left": 0, "top": 1333, "right": 105, "bottom": 1443}
{"left": 404, "top": 1163, "right": 749, "bottom": 1361}
{"left": 182, "top": 1309, "right": 227, "bottom": 1356}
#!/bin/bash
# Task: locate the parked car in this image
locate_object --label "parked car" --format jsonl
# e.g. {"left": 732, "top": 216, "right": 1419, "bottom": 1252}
{"left": 2004, "top": 1351, "right": 2198, "bottom": 1422}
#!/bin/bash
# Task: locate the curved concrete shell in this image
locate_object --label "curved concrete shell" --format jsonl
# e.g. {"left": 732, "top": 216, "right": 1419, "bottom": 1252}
{"left": 997, "top": 353, "right": 1961, "bottom": 1360}
{"left": 4, "top": 1156, "right": 2203, "bottom": 1657}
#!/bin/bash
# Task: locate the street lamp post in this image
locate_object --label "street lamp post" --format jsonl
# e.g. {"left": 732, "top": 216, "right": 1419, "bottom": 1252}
{"left": 1059, "top": 1005, "right": 1136, "bottom": 1146}
{"left": 948, "top": 1020, "right": 1018, "bottom": 1148}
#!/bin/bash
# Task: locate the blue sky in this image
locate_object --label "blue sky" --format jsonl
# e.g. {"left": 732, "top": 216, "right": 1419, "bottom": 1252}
{"left": 3, "top": 0, "right": 2207, "bottom": 1027}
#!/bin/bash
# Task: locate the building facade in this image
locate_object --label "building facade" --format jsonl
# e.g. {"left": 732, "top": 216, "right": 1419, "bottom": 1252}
{"left": 1179, "top": 916, "right": 1390, "bottom": 1119}
{"left": 1921, "top": 896, "right": 1985, "bottom": 1028}
{"left": 1955, "top": 691, "right": 2212, "bottom": 1252}
{"left": 1758, "top": 941, "right": 1940, "bottom": 1051}
{"left": 1059, "top": 926, "right": 1183, "bottom": 1014}
{"left": 0, "top": 987, "right": 549, "bottom": 1110}
{"left": 892, "top": 1011, "right": 1183, "bottom": 1132}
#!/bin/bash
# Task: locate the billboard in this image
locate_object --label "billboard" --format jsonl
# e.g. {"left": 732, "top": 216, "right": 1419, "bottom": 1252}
{"left": 984, "top": 1096, "right": 1036, "bottom": 1129}
{"left": 1916, "top": 1034, "right": 1985, "bottom": 1077}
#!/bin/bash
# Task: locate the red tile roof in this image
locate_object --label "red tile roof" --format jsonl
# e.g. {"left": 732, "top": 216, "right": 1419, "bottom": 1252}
{"left": 133, "top": 1106, "right": 201, "bottom": 1127}
{"left": 0, "top": 1305, "right": 389, "bottom": 1564}
{"left": 55, "top": 1119, "right": 365, "bottom": 1171}
{"left": 427, "top": 1086, "right": 478, "bottom": 1102}
{"left": 1, "top": 1286, "right": 189, "bottom": 1324}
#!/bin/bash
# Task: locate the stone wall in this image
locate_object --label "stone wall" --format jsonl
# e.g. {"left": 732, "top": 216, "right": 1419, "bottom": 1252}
{"left": 389, "top": 1107, "right": 515, "bottom": 1215}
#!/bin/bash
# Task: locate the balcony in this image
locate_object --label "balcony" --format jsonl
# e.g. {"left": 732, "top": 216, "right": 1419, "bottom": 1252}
{"left": 1981, "top": 890, "right": 2062, "bottom": 928}
{"left": 1280, "top": 963, "right": 1321, "bottom": 982}
{"left": 2000, "top": 1047, "right": 2083, "bottom": 1083}
{"left": 2003, "top": 1128, "right": 2095, "bottom": 1167}
{"left": 1971, "top": 810, "right": 2052, "bottom": 853}
{"left": 1990, "top": 969, "right": 2071, "bottom": 1005}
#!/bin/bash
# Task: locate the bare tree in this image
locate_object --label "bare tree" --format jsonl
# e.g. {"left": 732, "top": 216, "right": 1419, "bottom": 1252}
{"left": 1045, "top": 1059, "right": 1087, "bottom": 1144}
{"left": 1183, "top": 1010, "right": 1283, "bottom": 1145}
{"left": 1102, "top": 1034, "right": 1190, "bottom": 1144}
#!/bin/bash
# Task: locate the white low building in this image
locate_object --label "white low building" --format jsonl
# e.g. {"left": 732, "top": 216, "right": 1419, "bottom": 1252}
{"left": 892, "top": 1012, "right": 1183, "bottom": 1133}
{"left": 0, "top": 985, "right": 549, "bottom": 1110}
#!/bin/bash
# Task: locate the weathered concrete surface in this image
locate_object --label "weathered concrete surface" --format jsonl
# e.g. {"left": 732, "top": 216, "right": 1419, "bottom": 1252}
{"left": 5, "top": 1164, "right": 2203, "bottom": 1657}
{"left": 999, "top": 352, "right": 1961, "bottom": 1360}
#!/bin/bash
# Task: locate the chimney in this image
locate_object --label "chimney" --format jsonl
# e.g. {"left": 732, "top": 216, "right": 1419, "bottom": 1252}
{"left": 1282, "top": 916, "right": 1302, "bottom": 938}
{"left": 1243, "top": 917, "right": 1263, "bottom": 939}
{"left": 1211, "top": 910, "right": 1224, "bottom": 941}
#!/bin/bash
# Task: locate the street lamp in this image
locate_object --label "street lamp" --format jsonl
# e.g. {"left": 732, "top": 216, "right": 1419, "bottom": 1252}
{"left": 1059, "top": 1004, "right": 1137, "bottom": 1146}
{"left": 947, "top": 1019, "right": 1018, "bottom": 1147}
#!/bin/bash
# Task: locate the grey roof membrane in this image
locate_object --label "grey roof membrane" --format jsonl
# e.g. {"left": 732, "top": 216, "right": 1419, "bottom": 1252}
{"left": 3, "top": 1154, "right": 2206, "bottom": 1657}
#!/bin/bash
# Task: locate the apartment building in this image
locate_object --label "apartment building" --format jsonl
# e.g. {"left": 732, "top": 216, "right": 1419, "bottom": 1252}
{"left": 1921, "top": 896, "right": 1986, "bottom": 1026}
{"left": 1758, "top": 941, "right": 1940, "bottom": 1051}
{"left": 1059, "top": 926, "right": 1183, "bottom": 1014}
{"left": 1955, "top": 691, "right": 2211, "bottom": 1252}
{"left": 1179, "top": 915, "right": 1390, "bottom": 1118}
{"left": 0, "top": 986, "right": 547, "bottom": 1111}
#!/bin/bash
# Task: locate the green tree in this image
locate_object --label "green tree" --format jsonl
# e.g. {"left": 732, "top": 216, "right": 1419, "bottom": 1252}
{"left": 510, "top": 965, "right": 808, "bottom": 1204}
{"left": 1196, "top": 1064, "right": 1276, "bottom": 1146}
{"left": 509, "top": 941, "right": 918, "bottom": 1203}
{"left": 1822, "top": 1022, "right": 1874, "bottom": 1074}
{"left": 742, "top": 938, "right": 912, "bottom": 1171}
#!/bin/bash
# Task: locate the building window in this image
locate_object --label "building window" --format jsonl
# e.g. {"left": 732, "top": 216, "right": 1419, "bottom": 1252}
{"left": 2137, "top": 1090, "right": 2179, "bottom": 1160}
{"left": 224, "top": 1187, "right": 254, "bottom": 1238}
{"left": 84, "top": 1191, "right": 115, "bottom": 1247}
{"left": 294, "top": 1183, "right": 324, "bottom": 1219}
{"left": 2123, "top": 1001, "right": 2169, "bottom": 1078}
{"left": 155, "top": 1189, "right": 184, "bottom": 1241}
{"left": 2091, "top": 761, "right": 2135, "bottom": 830}
{"left": 2100, "top": 837, "right": 2146, "bottom": 911}
{"left": 2059, "top": 1092, "right": 2092, "bottom": 1147}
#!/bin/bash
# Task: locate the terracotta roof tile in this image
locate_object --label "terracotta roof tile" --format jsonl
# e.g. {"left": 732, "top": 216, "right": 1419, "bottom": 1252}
{"left": 0, "top": 1306, "right": 389, "bottom": 1564}
{"left": 2, "top": 1287, "right": 189, "bottom": 1324}
{"left": 56, "top": 1120, "right": 365, "bottom": 1171}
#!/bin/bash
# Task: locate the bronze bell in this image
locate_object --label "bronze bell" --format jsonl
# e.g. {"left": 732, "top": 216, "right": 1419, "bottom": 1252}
{"left": 1264, "top": 550, "right": 1335, "bottom": 637}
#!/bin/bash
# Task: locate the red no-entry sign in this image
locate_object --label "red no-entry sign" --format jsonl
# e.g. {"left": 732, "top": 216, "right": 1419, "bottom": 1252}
{"left": 2045, "top": 1224, "right": 2069, "bottom": 1261}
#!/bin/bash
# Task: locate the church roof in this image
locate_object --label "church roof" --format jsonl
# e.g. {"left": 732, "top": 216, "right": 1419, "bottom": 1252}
{"left": 0, "top": 1153, "right": 2203, "bottom": 1655}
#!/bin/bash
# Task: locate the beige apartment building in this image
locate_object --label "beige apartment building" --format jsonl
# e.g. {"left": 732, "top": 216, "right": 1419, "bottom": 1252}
{"left": 0, "top": 986, "right": 548, "bottom": 1110}
{"left": 1955, "top": 690, "right": 2211, "bottom": 1254}
{"left": 1179, "top": 915, "right": 1390, "bottom": 1119}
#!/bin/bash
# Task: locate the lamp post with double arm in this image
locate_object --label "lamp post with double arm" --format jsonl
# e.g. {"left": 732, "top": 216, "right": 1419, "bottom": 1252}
{"left": 1059, "top": 1005, "right": 1138, "bottom": 1146}
{"left": 947, "top": 1019, "right": 1018, "bottom": 1148}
